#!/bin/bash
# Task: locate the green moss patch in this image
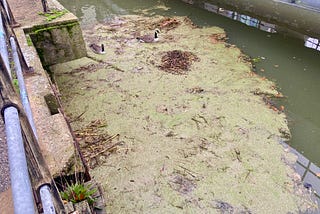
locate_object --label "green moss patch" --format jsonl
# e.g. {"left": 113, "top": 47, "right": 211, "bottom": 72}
{"left": 39, "top": 9, "right": 68, "bottom": 22}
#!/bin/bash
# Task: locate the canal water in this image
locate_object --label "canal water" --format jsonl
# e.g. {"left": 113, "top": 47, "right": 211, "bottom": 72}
{"left": 58, "top": 0, "right": 320, "bottom": 165}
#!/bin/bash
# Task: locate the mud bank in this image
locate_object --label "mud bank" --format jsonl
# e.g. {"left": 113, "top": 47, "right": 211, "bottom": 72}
{"left": 51, "top": 15, "right": 316, "bottom": 213}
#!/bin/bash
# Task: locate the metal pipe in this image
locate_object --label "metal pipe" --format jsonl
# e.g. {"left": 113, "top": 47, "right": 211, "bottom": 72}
{"left": 10, "top": 36, "right": 38, "bottom": 139}
{"left": 39, "top": 185, "right": 56, "bottom": 214}
{"left": 0, "top": 13, "right": 11, "bottom": 78}
{"left": 10, "top": 36, "right": 56, "bottom": 214}
{"left": 2, "top": 0, "right": 11, "bottom": 23}
{"left": 4, "top": 106, "right": 36, "bottom": 214}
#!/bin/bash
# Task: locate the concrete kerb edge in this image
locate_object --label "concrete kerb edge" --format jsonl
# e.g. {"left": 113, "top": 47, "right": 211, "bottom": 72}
{"left": 11, "top": 6, "right": 82, "bottom": 177}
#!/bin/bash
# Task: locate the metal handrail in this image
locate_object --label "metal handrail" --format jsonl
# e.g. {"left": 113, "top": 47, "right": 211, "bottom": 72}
{"left": 9, "top": 37, "right": 38, "bottom": 138}
{"left": 10, "top": 35, "right": 56, "bottom": 214}
{"left": 0, "top": 1, "right": 57, "bottom": 213}
{"left": 3, "top": 106, "right": 36, "bottom": 214}
{"left": 0, "top": 12, "right": 11, "bottom": 78}
{"left": 0, "top": 0, "right": 18, "bottom": 26}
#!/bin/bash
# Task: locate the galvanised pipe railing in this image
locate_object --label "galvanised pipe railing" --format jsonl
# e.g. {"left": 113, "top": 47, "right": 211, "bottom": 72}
{"left": 9, "top": 36, "right": 38, "bottom": 138}
{"left": 39, "top": 185, "right": 56, "bottom": 214}
{"left": 1, "top": 0, "right": 18, "bottom": 26}
{"left": 0, "top": 13, "right": 10, "bottom": 78}
{"left": 4, "top": 105, "right": 36, "bottom": 214}
{"left": 2, "top": 0, "right": 11, "bottom": 23}
{"left": 10, "top": 36, "right": 56, "bottom": 214}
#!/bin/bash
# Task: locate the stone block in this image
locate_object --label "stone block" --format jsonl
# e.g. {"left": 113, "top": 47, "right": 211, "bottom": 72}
{"left": 28, "top": 20, "right": 87, "bottom": 67}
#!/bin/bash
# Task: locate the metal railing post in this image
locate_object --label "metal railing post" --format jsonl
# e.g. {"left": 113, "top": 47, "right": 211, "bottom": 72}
{"left": 41, "top": 0, "right": 49, "bottom": 13}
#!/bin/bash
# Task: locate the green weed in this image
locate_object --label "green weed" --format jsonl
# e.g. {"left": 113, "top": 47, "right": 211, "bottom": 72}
{"left": 60, "top": 182, "right": 97, "bottom": 205}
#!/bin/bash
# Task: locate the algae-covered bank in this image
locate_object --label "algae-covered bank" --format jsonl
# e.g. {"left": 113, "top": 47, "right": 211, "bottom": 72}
{"left": 51, "top": 15, "right": 317, "bottom": 213}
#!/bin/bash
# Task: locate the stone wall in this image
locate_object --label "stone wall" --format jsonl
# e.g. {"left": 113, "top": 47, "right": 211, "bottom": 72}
{"left": 26, "top": 19, "right": 86, "bottom": 67}
{"left": 181, "top": 0, "right": 320, "bottom": 38}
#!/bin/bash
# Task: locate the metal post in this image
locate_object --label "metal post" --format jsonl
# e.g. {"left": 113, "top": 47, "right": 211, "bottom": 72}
{"left": 10, "top": 37, "right": 38, "bottom": 139}
{"left": 39, "top": 185, "right": 56, "bottom": 214}
{"left": 4, "top": 106, "right": 36, "bottom": 214}
{"left": 41, "top": 0, "right": 49, "bottom": 13}
{"left": 0, "top": 13, "right": 11, "bottom": 78}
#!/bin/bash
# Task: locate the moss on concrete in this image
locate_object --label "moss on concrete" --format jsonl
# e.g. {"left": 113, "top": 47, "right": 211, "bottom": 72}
{"left": 38, "top": 9, "right": 68, "bottom": 22}
{"left": 28, "top": 21, "right": 86, "bottom": 66}
{"left": 31, "top": 22, "right": 78, "bottom": 35}
{"left": 51, "top": 15, "right": 317, "bottom": 213}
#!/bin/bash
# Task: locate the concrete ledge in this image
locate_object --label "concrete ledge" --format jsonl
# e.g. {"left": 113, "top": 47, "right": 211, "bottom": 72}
{"left": 13, "top": 27, "right": 75, "bottom": 177}
{"left": 8, "top": 0, "right": 86, "bottom": 177}
{"left": 27, "top": 20, "right": 87, "bottom": 67}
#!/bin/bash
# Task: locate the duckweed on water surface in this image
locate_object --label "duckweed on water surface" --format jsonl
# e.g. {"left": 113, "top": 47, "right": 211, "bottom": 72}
{"left": 51, "top": 15, "right": 317, "bottom": 213}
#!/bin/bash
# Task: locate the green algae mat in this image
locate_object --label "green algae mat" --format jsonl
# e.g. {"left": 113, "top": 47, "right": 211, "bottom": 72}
{"left": 51, "top": 15, "right": 317, "bottom": 213}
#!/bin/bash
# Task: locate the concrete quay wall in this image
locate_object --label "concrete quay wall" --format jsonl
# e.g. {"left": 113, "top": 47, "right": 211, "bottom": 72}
{"left": 182, "top": 0, "right": 320, "bottom": 38}
{"left": 7, "top": 0, "right": 87, "bottom": 178}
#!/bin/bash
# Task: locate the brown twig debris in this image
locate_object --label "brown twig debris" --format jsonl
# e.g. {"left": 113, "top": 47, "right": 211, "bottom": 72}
{"left": 74, "top": 120, "right": 121, "bottom": 168}
{"left": 159, "top": 50, "right": 199, "bottom": 75}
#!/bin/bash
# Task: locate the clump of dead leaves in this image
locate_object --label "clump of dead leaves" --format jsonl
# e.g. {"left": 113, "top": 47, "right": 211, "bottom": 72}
{"left": 150, "top": 17, "right": 197, "bottom": 32}
{"left": 159, "top": 50, "right": 199, "bottom": 75}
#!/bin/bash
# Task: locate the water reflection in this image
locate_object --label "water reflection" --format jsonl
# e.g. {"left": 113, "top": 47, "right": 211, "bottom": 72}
{"left": 203, "top": 2, "right": 277, "bottom": 33}
{"left": 201, "top": 1, "right": 320, "bottom": 52}
{"left": 305, "top": 37, "right": 320, "bottom": 51}
{"left": 67, "top": 0, "right": 127, "bottom": 27}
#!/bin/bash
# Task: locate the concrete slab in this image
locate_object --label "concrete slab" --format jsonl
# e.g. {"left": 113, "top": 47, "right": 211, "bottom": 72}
{"left": 7, "top": 0, "right": 44, "bottom": 26}
{"left": 290, "top": 147, "right": 310, "bottom": 168}
{"left": 304, "top": 172, "right": 320, "bottom": 196}
{"left": 310, "top": 163, "right": 320, "bottom": 175}
{"left": 294, "top": 162, "right": 307, "bottom": 177}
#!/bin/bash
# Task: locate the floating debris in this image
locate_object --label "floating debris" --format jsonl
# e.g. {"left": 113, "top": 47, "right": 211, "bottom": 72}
{"left": 159, "top": 50, "right": 199, "bottom": 75}
{"left": 209, "top": 33, "right": 227, "bottom": 44}
{"left": 212, "top": 200, "right": 234, "bottom": 213}
{"left": 159, "top": 17, "right": 180, "bottom": 31}
{"left": 74, "top": 120, "right": 122, "bottom": 168}
{"left": 187, "top": 86, "right": 205, "bottom": 94}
